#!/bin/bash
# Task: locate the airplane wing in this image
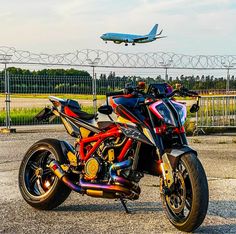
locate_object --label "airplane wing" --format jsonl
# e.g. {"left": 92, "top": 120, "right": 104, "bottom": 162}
{"left": 133, "top": 36, "right": 149, "bottom": 42}
{"left": 155, "top": 36, "right": 167, "bottom": 39}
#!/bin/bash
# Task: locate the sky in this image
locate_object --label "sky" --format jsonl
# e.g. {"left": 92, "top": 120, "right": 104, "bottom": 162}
{"left": 0, "top": 0, "right": 236, "bottom": 56}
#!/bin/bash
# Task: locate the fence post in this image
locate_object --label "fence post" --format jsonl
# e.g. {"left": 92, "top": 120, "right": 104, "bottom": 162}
{"left": 1, "top": 63, "right": 15, "bottom": 133}
{"left": 86, "top": 57, "right": 101, "bottom": 114}
{"left": 5, "top": 64, "right": 10, "bottom": 129}
{"left": 92, "top": 70, "right": 97, "bottom": 114}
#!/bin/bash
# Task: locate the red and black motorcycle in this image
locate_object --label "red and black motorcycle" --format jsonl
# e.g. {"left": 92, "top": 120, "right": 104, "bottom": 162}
{"left": 18, "top": 83, "right": 208, "bottom": 232}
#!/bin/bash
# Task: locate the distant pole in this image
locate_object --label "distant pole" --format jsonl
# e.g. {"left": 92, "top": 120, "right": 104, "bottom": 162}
{"left": 92, "top": 65, "right": 97, "bottom": 114}
{"left": 0, "top": 53, "right": 14, "bottom": 133}
{"left": 221, "top": 61, "right": 235, "bottom": 94}
{"left": 165, "top": 67, "right": 168, "bottom": 83}
{"left": 159, "top": 59, "right": 173, "bottom": 83}
{"left": 4, "top": 63, "right": 11, "bottom": 129}
{"left": 86, "top": 57, "right": 101, "bottom": 114}
{"left": 226, "top": 67, "right": 230, "bottom": 93}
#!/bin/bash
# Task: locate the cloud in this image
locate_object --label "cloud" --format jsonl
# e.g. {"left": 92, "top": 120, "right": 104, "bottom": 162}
{"left": 0, "top": 0, "right": 235, "bottom": 54}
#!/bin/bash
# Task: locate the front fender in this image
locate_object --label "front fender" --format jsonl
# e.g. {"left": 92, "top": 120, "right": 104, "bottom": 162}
{"left": 166, "top": 145, "right": 197, "bottom": 158}
{"left": 165, "top": 145, "right": 197, "bottom": 169}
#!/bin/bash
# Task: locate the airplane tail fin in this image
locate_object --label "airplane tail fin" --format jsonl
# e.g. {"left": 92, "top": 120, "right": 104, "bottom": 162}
{"left": 148, "top": 24, "right": 158, "bottom": 36}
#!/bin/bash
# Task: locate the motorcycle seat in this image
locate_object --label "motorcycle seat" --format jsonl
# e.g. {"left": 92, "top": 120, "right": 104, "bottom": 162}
{"left": 49, "top": 96, "right": 96, "bottom": 121}
{"left": 64, "top": 99, "right": 95, "bottom": 121}
{"left": 64, "top": 105, "right": 95, "bottom": 120}
{"left": 73, "top": 110, "right": 95, "bottom": 121}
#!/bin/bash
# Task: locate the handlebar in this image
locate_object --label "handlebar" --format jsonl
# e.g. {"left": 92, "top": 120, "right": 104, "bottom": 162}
{"left": 106, "top": 90, "right": 124, "bottom": 97}
{"left": 166, "top": 88, "right": 199, "bottom": 98}
{"left": 106, "top": 85, "right": 200, "bottom": 100}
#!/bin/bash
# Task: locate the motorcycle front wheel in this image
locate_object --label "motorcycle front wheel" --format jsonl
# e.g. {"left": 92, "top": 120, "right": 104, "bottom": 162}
{"left": 19, "top": 138, "right": 71, "bottom": 210}
{"left": 160, "top": 153, "right": 209, "bottom": 232}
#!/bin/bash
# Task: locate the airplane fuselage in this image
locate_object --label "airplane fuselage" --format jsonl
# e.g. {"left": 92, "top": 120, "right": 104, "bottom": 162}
{"left": 100, "top": 24, "right": 165, "bottom": 46}
{"left": 100, "top": 33, "right": 155, "bottom": 44}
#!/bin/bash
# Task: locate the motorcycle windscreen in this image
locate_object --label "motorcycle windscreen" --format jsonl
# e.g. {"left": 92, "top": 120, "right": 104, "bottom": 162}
{"left": 115, "top": 105, "right": 144, "bottom": 126}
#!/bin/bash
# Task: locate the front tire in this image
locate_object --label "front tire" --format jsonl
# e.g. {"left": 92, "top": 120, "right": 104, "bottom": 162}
{"left": 160, "top": 153, "right": 209, "bottom": 232}
{"left": 19, "top": 139, "right": 71, "bottom": 210}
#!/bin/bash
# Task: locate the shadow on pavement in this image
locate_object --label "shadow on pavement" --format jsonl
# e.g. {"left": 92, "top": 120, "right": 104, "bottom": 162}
{"left": 55, "top": 201, "right": 162, "bottom": 213}
{"left": 198, "top": 223, "right": 236, "bottom": 233}
{"left": 208, "top": 200, "right": 236, "bottom": 218}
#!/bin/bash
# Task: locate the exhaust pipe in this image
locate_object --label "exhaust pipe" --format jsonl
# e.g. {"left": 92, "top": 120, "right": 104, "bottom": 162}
{"left": 48, "top": 160, "right": 84, "bottom": 193}
{"left": 109, "top": 159, "right": 141, "bottom": 194}
{"left": 48, "top": 159, "right": 140, "bottom": 199}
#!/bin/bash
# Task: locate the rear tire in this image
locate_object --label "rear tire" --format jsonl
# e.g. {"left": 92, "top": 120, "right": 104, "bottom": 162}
{"left": 19, "top": 138, "right": 71, "bottom": 210}
{"left": 160, "top": 153, "right": 209, "bottom": 232}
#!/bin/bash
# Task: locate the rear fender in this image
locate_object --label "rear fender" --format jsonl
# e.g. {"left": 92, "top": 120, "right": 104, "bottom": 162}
{"left": 60, "top": 141, "right": 78, "bottom": 166}
{"left": 35, "top": 107, "right": 55, "bottom": 122}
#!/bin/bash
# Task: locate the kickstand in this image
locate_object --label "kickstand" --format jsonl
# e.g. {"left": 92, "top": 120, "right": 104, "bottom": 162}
{"left": 120, "top": 198, "right": 131, "bottom": 214}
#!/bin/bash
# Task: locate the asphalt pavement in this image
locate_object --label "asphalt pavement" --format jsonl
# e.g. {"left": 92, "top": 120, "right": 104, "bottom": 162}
{"left": 0, "top": 127, "right": 236, "bottom": 233}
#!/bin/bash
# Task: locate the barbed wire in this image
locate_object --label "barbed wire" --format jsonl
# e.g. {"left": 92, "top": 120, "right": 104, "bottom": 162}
{"left": 0, "top": 46, "right": 236, "bottom": 69}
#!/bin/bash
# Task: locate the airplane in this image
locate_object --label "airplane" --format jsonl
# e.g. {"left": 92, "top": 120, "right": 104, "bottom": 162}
{"left": 100, "top": 24, "right": 166, "bottom": 46}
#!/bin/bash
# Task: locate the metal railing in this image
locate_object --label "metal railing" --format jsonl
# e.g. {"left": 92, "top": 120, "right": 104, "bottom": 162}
{"left": 0, "top": 74, "right": 134, "bottom": 95}
{"left": 1, "top": 74, "right": 236, "bottom": 128}
{"left": 0, "top": 45, "right": 236, "bottom": 130}
{"left": 196, "top": 95, "right": 236, "bottom": 129}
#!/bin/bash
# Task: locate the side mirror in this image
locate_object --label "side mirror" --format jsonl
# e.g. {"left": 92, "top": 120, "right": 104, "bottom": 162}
{"left": 190, "top": 103, "right": 200, "bottom": 113}
{"left": 98, "top": 105, "right": 113, "bottom": 115}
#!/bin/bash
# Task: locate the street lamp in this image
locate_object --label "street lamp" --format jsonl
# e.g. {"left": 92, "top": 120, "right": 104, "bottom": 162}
{"left": 0, "top": 53, "right": 14, "bottom": 133}
{"left": 221, "top": 61, "right": 236, "bottom": 94}
{"left": 159, "top": 59, "right": 173, "bottom": 82}
{"left": 86, "top": 57, "right": 101, "bottom": 114}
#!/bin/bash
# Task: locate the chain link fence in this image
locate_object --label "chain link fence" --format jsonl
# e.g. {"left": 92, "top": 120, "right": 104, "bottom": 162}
{"left": 0, "top": 74, "right": 135, "bottom": 95}
{"left": 0, "top": 73, "right": 135, "bottom": 126}
{"left": 196, "top": 95, "right": 236, "bottom": 131}
{"left": 0, "top": 46, "right": 236, "bottom": 131}
{"left": 1, "top": 73, "right": 236, "bottom": 129}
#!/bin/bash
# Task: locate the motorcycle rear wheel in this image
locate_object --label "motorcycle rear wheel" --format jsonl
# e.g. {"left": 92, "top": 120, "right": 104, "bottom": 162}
{"left": 18, "top": 138, "right": 71, "bottom": 210}
{"left": 160, "top": 153, "right": 208, "bottom": 232}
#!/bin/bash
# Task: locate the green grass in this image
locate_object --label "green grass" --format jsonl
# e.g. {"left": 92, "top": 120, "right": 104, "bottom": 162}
{"left": 0, "top": 107, "right": 43, "bottom": 125}
{"left": 0, "top": 94, "right": 106, "bottom": 100}
{"left": 0, "top": 106, "right": 94, "bottom": 126}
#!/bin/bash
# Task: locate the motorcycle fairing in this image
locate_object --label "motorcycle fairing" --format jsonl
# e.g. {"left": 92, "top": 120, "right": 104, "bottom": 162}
{"left": 59, "top": 112, "right": 101, "bottom": 138}
{"left": 119, "top": 125, "right": 153, "bottom": 146}
{"left": 115, "top": 105, "right": 145, "bottom": 126}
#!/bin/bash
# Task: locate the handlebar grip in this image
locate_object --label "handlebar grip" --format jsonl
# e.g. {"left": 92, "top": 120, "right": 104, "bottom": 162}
{"left": 106, "top": 90, "right": 124, "bottom": 97}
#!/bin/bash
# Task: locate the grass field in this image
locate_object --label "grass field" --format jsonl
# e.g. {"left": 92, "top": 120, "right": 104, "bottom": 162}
{"left": 0, "top": 94, "right": 106, "bottom": 100}
{"left": 0, "top": 106, "right": 94, "bottom": 126}
{"left": 1, "top": 93, "right": 234, "bottom": 134}
{"left": 1, "top": 93, "right": 234, "bottom": 100}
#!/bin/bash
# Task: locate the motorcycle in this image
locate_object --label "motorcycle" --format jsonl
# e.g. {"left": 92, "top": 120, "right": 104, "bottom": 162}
{"left": 18, "top": 82, "right": 208, "bottom": 232}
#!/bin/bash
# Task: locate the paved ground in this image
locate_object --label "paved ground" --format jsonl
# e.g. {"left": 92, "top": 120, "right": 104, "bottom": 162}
{"left": 0, "top": 127, "right": 236, "bottom": 233}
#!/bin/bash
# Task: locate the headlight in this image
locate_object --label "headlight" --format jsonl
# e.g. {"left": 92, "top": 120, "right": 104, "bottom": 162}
{"left": 171, "top": 101, "right": 187, "bottom": 126}
{"left": 150, "top": 101, "right": 187, "bottom": 126}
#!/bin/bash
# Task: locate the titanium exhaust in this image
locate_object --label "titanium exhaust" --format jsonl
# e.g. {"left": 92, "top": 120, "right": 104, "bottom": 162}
{"left": 48, "top": 159, "right": 140, "bottom": 199}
